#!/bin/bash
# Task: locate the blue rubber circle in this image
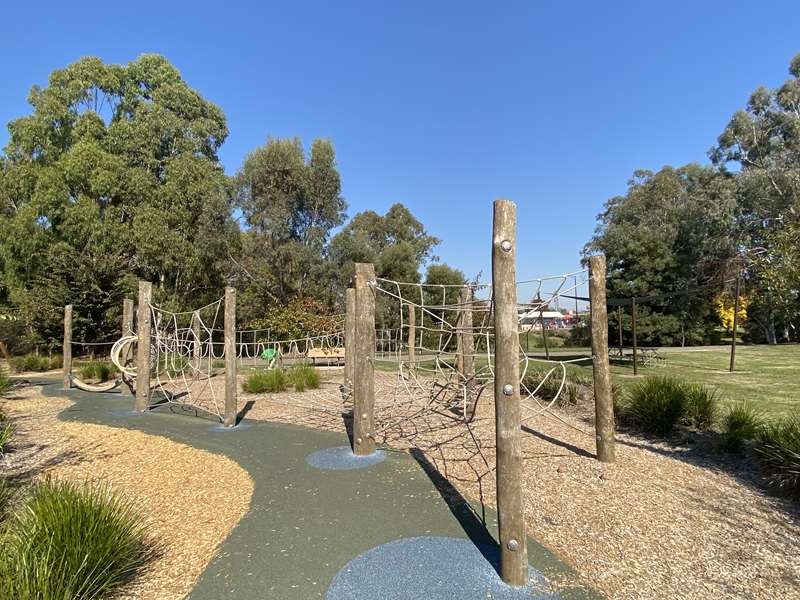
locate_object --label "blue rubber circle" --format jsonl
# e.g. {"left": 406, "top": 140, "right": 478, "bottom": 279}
{"left": 109, "top": 409, "right": 149, "bottom": 417}
{"left": 306, "top": 445, "right": 386, "bottom": 470}
{"left": 325, "top": 536, "right": 557, "bottom": 599}
{"left": 208, "top": 422, "right": 252, "bottom": 433}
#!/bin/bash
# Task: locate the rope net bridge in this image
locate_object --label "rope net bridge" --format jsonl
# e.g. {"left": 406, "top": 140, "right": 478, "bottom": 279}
{"left": 107, "top": 296, "right": 347, "bottom": 422}
{"left": 93, "top": 270, "right": 592, "bottom": 455}
{"left": 353, "top": 270, "right": 593, "bottom": 483}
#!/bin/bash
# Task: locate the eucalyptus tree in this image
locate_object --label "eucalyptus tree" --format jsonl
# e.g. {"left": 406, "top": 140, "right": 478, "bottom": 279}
{"left": 0, "top": 55, "right": 235, "bottom": 348}
{"left": 712, "top": 52, "right": 800, "bottom": 342}
{"left": 585, "top": 164, "right": 739, "bottom": 345}
{"left": 234, "top": 137, "right": 346, "bottom": 319}
{"left": 329, "top": 203, "right": 440, "bottom": 284}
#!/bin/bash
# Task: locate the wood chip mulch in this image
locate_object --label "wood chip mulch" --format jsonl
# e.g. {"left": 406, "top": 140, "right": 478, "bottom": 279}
{"left": 0, "top": 386, "right": 255, "bottom": 600}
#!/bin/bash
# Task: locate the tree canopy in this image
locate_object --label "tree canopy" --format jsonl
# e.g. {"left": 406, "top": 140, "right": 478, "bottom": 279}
{"left": 588, "top": 52, "right": 800, "bottom": 344}
{"left": 0, "top": 55, "right": 451, "bottom": 352}
{"left": 0, "top": 55, "right": 235, "bottom": 348}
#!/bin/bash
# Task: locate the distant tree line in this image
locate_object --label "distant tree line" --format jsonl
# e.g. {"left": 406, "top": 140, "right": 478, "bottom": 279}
{"left": 0, "top": 55, "right": 464, "bottom": 352}
{"left": 586, "top": 52, "right": 800, "bottom": 346}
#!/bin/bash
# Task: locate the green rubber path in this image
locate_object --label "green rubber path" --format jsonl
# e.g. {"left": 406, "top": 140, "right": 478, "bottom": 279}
{"left": 30, "top": 377, "right": 600, "bottom": 599}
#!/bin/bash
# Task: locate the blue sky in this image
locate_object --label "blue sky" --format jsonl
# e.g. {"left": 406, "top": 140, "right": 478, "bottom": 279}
{"left": 2, "top": 1, "right": 799, "bottom": 296}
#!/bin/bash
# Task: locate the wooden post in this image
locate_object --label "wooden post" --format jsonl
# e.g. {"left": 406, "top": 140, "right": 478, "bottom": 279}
{"left": 460, "top": 287, "right": 477, "bottom": 417}
{"left": 224, "top": 287, "right": 237, "bottom": 427}
{"left": 589, "top": 255, "right": 616, "bottom": 463}
{"left": 62, "top": 305, "right": 72, "bottom": 390}
{"left": 134, "top": 282, "right": 152, "bottom": 412}
{"left": 456, "top": 304, "right": 465, "bottom": 376}
{"left": 121, "top": 298, "right": 135, "bottom": 369}
{"left": 631, "top": 297, "right": 638, "bottom": 376}
{"left": 618, "top": 306, "right": 624, "bottom": 357}
{"left": 491, "top": 199, "right": 529, "bottom": 587}
{"left": 344, "top": 287, "right": 356, "bottom": 395}
{"left": 539, "top": 304, "right": 550, "bottom": 361}
{"left": 407, "top": 301, "right": 416, "bottom": 368}
{"left": 353, "top": 263, "right": 377, "bottom": 456}
{"left": 574, "top": 275, "right": 579, "bottom": 317}
{"left": 729, "top": 276, "right": 741, "bottom": 373}
{"left": 122, "top": 299, "right": 134, "bottom": 337}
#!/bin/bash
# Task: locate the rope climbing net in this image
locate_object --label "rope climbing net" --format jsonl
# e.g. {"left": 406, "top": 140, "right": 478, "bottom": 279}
{"left": 370, "top": 269, "right": 591, "bottom": 431}
{"left": 147, "top": 297, "right": 227, "bottom": 419}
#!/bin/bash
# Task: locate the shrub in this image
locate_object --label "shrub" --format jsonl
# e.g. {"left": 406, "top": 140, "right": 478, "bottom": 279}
{"left": 0, "top": 479, "right": 151, "bottom": 600}
{"left": 242, "top": 369, "right": 287, "bottom": 393}
{"left": 622, "top": 376, "right": 687, "bottom": 436}
{"left": 157, "top": 353, "right": 189, "bottom": 376}
{"left": 0, "top": 420, "right": 13, "bottom": 454}
{"left": 522, "top": 367, "right": 566, "bottom": 401}
{"left": 613, "top": 386, "right": 628, "bottom": 419}
{"left": 79, "top": 361, "right": 113, "bottom": 383}
{"left": 0, "top": 370, "right": 10, "bottom": 396}
{"left": 720, "top": 401, "right": 763, "bottom": 453}
{"left": 9, "top": 354, "right": 60, "bottom": 373}
{"left": 754, "top": 412, "right": 800, "bottom": 495}
{"left": 288, "top": 365, "right": 321, "bottom": 392}
{"left": 683, "top": 384, "right": 719, "bottom": 430}
{"left": 0, "top": 479, "right": 14, "bottom": 522}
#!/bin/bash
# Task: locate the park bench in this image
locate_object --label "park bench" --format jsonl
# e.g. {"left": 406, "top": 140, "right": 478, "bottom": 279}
{"left": 307, "top": 347, "right": 346, "bottom": 366}
{"left": 608, "top": 347, "right": 666, "bottom": 368}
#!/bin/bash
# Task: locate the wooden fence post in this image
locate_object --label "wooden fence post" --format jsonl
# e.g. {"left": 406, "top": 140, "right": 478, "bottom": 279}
{"left": 539, "top": 304, "right": 550, "bottom": 360}
{"left": 121, "top": 298, "right": 135, "bottom": 370}
{"left": 460, "top": 287, "right": 476, "bottom": 417}
{"left": 617, "top": 306, "right": 624, "bottom": 357}
{"left": 589, "top": 255, "right": 616, "bottom": 463}
{"left": 62, "top": 305, "right": 72, "bottom": 390}
{"left": 344, "top": 287, "right": 356, "bottom": 396}
{"left": 631, "top": 297, "right": 638, "bottom": 376}
{"left": 353, "top": 263, "right": 376, "bottom": 456}
{"left": 134, "top": 282, "right": 152, "bottom": 412}
{"left": 224, "top": 287, "right": 237, "bottom": 428}
{"left": 491, "top": 199, "right": 529, "bottom": 587}
{"left": 407, "top": 301, "right": 416, "bottom": 369}
{"left": 729, "top": 275, "right": 741, "bottom": 373}
{"left": 122, "top": 299, "right": 134, "bottom": 337}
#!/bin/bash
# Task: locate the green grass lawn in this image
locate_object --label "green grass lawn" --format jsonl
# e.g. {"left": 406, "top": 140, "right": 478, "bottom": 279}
{"left": 593, "top": 344, "right": 800, "bottom": 419}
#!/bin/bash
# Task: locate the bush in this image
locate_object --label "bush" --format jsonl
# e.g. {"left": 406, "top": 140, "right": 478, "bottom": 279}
{"left": 522, "top": 367, "right": 566, "bottom": 401}
{"left": 288, "top": 365, "right": 321, "bottom": 392}
{"left": 9, "top": 354, "right": 60, "bottom": 373}
{"left": 157, "top": 353, "right": 189, "bottom": 376}
{"left": 683, "top": 384, "right": 719, "bottom": 430}
{"left": 79, "top": 361, "right": 113, "bottom": 383}
{"left": 754, "top": 413, "right": 800, "bottom": 494}
{"left": 0, "top": 420, "right": 13, "bottom": 454}
{"left": 0, "top": 370, "right": 10, "bottom": 396}
{"left": 522, "top": 366, "right": 595, "bottom": 408}
{"left": 720, "top": 401, "right": 763, "bottom": 453}
{"left": 0, "top": 479, "right": 14, "bottom": 522}
{"left": 622, "top": 376, "right": 687, "bottom": 436}
{"left": 242, "top": 369, "right": 287, "bottom": 393}
{"left": 0, "top": 479, "right": 151, "bottom": 600}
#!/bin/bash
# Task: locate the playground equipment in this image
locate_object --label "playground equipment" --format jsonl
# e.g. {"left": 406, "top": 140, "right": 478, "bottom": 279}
{"left": 60, "top": 198, "right": 616, "bottom": 589}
